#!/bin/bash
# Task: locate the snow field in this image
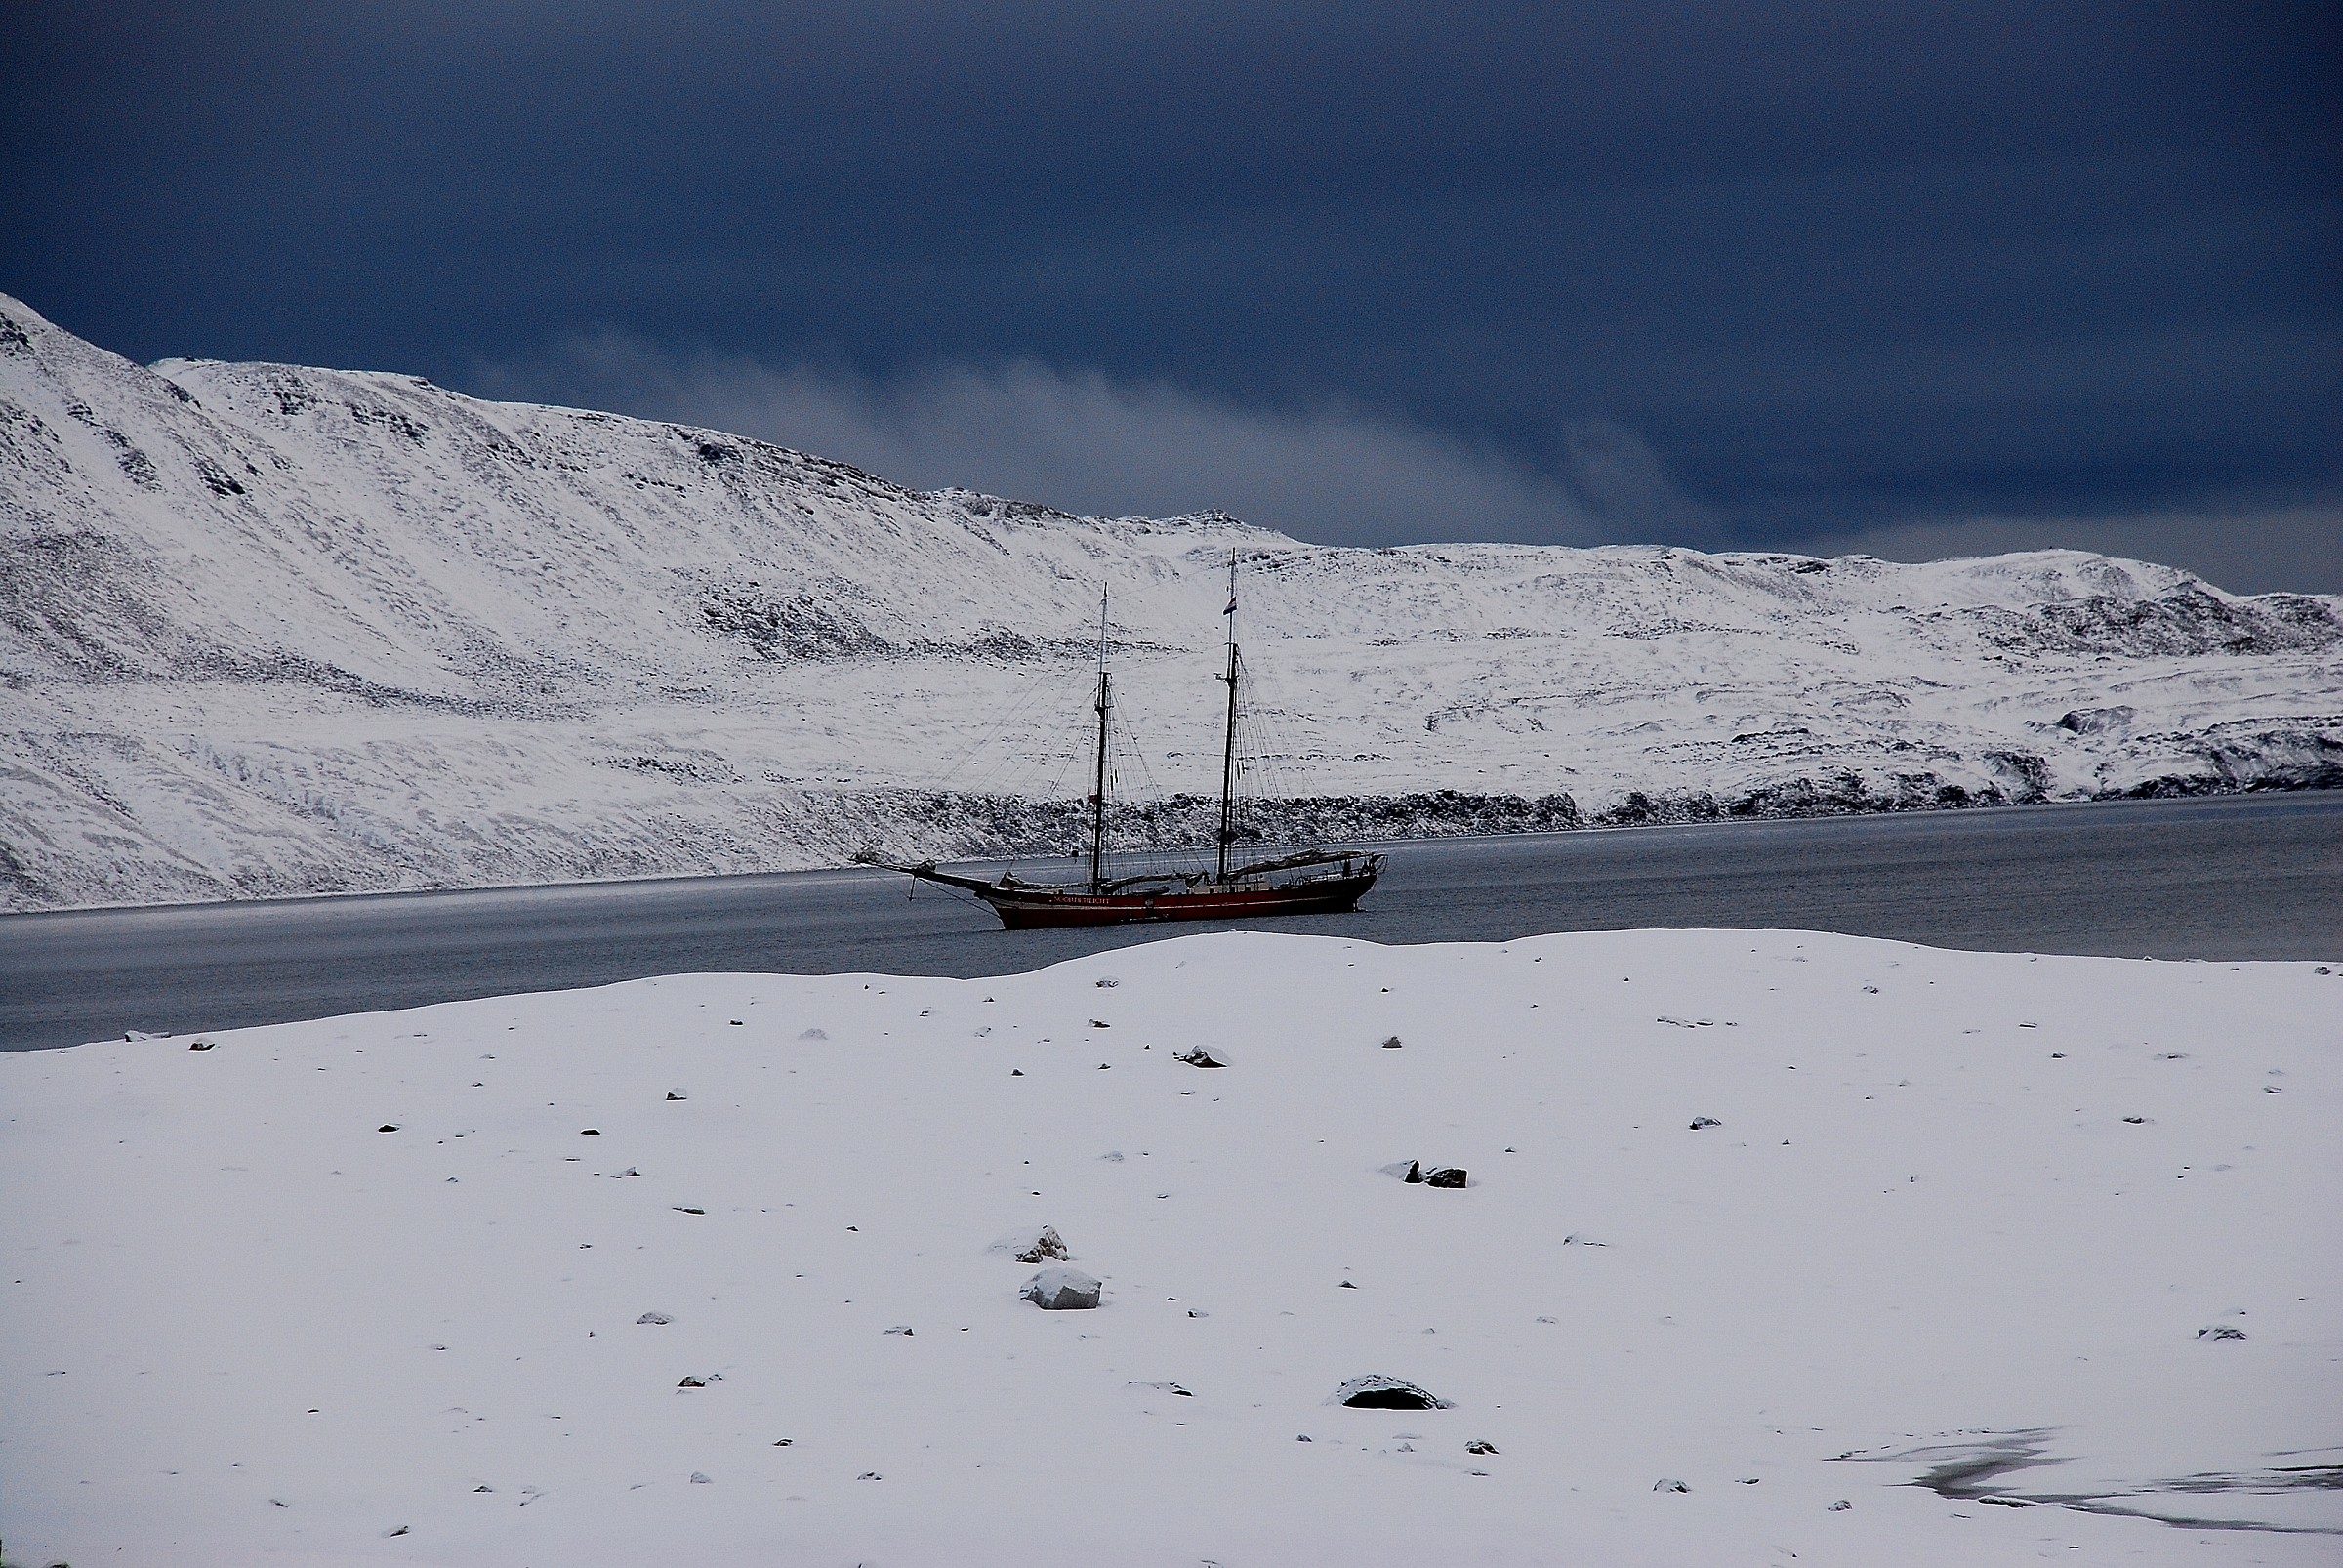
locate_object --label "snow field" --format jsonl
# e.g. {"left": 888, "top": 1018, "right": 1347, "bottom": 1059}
{"left": 2, "top": 928, "right": 2338, "bottom": 1566}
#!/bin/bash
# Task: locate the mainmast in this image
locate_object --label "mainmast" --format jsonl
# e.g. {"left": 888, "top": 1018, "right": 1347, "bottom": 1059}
{"left": 1089, "top": 588, "right": 1112, "bottom": 893}
{"left": 1215, "top": 552, "right": 1241, "bottom": 883}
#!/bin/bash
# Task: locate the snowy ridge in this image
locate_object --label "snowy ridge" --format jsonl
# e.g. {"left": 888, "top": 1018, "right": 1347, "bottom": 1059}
{"left": 4, "top": 292, "right": 2340, "bottom": 910}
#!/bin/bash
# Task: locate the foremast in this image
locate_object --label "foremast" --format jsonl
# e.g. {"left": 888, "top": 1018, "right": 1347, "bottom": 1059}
{"left": 1215, "top": 552, "right": 1241, "bottom": 883}
{"left": 1088, "top": 589, "right": 1112, "bottom": 893}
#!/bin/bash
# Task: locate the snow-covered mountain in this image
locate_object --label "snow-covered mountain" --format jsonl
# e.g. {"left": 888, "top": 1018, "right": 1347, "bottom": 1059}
{"left": 4, "top": 293, "right": 2339, "bottom": 911}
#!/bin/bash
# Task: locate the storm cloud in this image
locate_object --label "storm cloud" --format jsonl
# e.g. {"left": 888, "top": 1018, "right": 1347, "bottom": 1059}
{"left": 477, "top": 334, "right": 1727, "bottom": 548}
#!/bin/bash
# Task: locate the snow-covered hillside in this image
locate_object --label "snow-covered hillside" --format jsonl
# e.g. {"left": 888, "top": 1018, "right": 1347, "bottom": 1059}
{"left": 4, "top": 930, "right": 2337, "bottom": 1565}
{"left": 4, "top": 293, "right": 2339, "bottom": 911}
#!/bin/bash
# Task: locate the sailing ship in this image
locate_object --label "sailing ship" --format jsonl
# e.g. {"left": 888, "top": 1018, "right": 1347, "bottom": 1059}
{"left": 884, "top": 557, "right": 1383, "bottom": 928}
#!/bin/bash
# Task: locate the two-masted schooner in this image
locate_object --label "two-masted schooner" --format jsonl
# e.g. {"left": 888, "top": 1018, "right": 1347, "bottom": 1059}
{"left": 884, "top": 557, "right": 1382, "bottom": 928}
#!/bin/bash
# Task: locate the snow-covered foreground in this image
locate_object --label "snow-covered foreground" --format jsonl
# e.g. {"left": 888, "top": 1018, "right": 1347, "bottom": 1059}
{"left": 3, "top": 930, "right": 2337, "bottom": 1567}
{"left": 6, "top": 292, "right": 2341, "bottom": 911}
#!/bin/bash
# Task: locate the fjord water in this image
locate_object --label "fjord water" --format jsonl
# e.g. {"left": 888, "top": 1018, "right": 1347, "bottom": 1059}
{"left": 1, "top": 793, "right": 2334, "bottom": 1052}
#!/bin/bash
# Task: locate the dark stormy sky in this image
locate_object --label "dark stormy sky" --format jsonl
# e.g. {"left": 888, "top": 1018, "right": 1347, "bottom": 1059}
{"left": 5, "top": 2, "right": 2338, "bottom": 590}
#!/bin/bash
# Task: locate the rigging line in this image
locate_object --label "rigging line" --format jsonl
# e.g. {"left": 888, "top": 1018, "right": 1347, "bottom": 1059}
{"left": 1236, "top": 648, "right": 1326, "bottom": 803}
{"left": 927, "top": 661, "right": 1061, "bottom": 795}
{"left": 946, "top": 585, "right": 1127, "bottom": 804}
{"left": 965, "top": 639, "right": 1121, "bottom": 803}
{"left": 1104, "top": 705, "right": 1192, "bottom": 874}
{"left": 967, "top": 673, "right": 1083, "bottom": 802}
{"left": 932, "top": 629, "right": 1089, "bottom": 782}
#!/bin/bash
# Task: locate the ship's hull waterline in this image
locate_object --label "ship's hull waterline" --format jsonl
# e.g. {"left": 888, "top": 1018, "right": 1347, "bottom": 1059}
{"left": 978, "top": 866, "right": 1381, "bottom": 928}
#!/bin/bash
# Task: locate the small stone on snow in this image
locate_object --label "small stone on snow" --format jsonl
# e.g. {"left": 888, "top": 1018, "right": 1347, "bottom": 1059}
{"left": 1129, "top": 1380, "right": 1193, "bottom": 1396}
{"left": 1655, "top": 1478, "right": 1691, "bottom": 1493}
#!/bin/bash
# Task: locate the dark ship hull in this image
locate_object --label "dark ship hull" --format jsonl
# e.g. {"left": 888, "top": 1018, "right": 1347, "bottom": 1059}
{"left": 892, "top": 852, "right": 1383, "bottom": 929}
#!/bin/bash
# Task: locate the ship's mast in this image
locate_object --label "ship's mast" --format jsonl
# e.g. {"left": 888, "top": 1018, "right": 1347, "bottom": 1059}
{"left": 1216, "top": 552, "right": 1241, "bottom": 883}
{"left": 1089, "top": 588, "right": 1112, "bottom": 893}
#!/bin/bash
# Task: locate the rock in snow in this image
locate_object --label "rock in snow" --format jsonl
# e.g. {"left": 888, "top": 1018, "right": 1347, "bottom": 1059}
{"left": 3, "top": 293, "right": 2338, "bottom": 912}
{"left": 1379, "top": 1159, "right": 1466, "bottom": 1186}
{"left": 1329, "top": 1374, "right": 1454, "bottom": 1410}
{"left": 1020, "top": 1267, "right": 1103, "bottom": 1311}
{"left": 990, "top": 1225, "right": 1071, "bottom": 1263}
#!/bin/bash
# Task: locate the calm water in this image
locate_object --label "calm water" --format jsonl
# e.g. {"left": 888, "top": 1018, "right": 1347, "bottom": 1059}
{"left": 1, "top": 793, "right": 2335, "bottom": 1052}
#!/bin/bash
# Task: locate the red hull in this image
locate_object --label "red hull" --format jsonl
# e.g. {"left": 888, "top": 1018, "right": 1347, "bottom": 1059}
{"left": 981, "top": 868, "right": 1379, "bottom": 929}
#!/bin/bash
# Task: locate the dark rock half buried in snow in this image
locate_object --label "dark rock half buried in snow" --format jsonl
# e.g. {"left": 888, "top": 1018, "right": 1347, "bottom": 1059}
{"left": 989, "top": 1224, "right": 1070, "bottom": 1263}
{"left": 1380, "top": 1160, "right": 1466, "bottom": 1186}
{"left": 1020, "top": 1266, "right": 1102, "bottom": 1310}
{"left": 1328, "top": 1374, "right": 1452, "bottom": 1409}
{"left": 1173, "top": 1046, "right": 1228, "bottom": 1067}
